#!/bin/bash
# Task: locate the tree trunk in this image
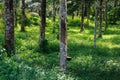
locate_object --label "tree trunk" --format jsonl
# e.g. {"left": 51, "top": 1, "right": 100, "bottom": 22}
{"left": 98, "top": 0, "right": 103, "bottom": 38}
{"left": 40, "top": 0, "right": 46, "bottom": 43}
{"left": 114, "top": 0, "right": 118, "bottom": 7}
{"left": 87, "top": 1, "right": 90, "bottom": 26}
{"left": 105, "top": 0, "right": 108, "bottom": 31}
{"left": 60, "top": 0, "right": 67, "bottom": 73}
{"left": 52, "top": 0, "right": 56, "bottom": 33}
{"left": 21, "top": 0, "right": 25, "bottom": 32}
{"left": 80, "top": 0, "right": 85, "bottom": 32}
{"left": 94, "top": 1, "right": 98, "bottom": 48}
{"left": 13, "top": 0, "right": 17, "bottom": 27}
{"left": 4, "top": 0, "right": 14, "bottom": 56}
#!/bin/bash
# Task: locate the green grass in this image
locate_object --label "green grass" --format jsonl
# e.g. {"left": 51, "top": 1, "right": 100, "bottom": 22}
{"left": 0, "top": 15, "right": 120, "bottom": 80}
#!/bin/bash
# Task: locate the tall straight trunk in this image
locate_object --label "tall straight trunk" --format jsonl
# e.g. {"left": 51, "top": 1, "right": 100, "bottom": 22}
{"left": 40, "top": 0, "right": 46, "bottom": 43}
{"left": 80, "top": 0, "right": 85, "bottom": 32}
{"left": 52, "top": 0, "right": 56, "bottom": 33}
{"left": 13, "top": 0, "right": 17, "bottom": 27}
{"left": 98, "top": 0, "right": 103, "bottom": 38}
{"left": 94, "top": 1, "right": 98, "bottom": 48}
{"left": 4, "top": 0, "right": 14, "bottom": 56}
{"left": 105, "top": 0, "right": 108, "bottom": 31}
{"left": 60, "top": 0, "right": 67, "bottom": 73}
{"left": 21, "top": 0, "right": 25, "bottom": 32}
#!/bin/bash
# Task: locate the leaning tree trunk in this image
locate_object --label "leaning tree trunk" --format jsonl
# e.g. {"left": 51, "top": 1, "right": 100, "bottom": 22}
{"left": 60, "top": 0, "right": 67, "bottom": 73}
{"left": 4, "top": 0, "right": 14, "bottom": 56}
{"left": 105, "top": 0, "right": 108, "bottom": 31}
{"left": 40, "top": 0, "right": 46, "bottom": 43}
{"left": 94, "top": 1, "right": 98, "bottom": 48}
{"left": 98, "top": 0, "right": 103, "bottom": 38}
{"left": 80, "top": 0, "right": 85, "bottom": 32}
{"left": 21, "top": 0, "right": 25, "bottom": 32}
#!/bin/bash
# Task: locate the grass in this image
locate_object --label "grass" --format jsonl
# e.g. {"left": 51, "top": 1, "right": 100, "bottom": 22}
{"left": 0, "top": 15, "right": 120, "bottom": 80}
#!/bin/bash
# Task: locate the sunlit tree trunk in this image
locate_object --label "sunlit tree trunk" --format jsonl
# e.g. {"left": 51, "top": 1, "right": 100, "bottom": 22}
{"left": 94, "top": 1, "right": 98, "bottom": 48}
{"left": 40, "top": 0, "right": 46, "bottom": 43}
{"left": 21, "top": 0, "right": 25, "bottom": 32}
{"left": 4, "top": 0, "right": 14, "bottom": 56}
{"left": 60, "top": 0, "right": 67, "bottom": 73}
{"left": 98, "top": 0, "right": 103, "bottom": 38}
{"left": 80, "top": 0, "right": 85, "bottom": 32}
{"left": 105, "top": 0, "right": 108, "bottom": 31}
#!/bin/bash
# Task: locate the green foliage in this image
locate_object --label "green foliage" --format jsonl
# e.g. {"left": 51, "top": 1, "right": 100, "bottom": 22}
{"left": 108, "top": 7, "right": 120, "bottom": 24}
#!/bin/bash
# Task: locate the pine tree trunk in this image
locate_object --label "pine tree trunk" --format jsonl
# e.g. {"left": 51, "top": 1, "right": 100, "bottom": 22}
{"left": 5, "top": 0, "right": 14, "bottom": 56}
{"left": 80, "top": 0, "right": 85, "bottom": 32}
{"left": 40, "top": 0, "right": 46, "bottom": 43}
{"left": 98, "top": 0, "right": 103, "bottom": 38}
{"left": 21, "top": 0, "right": 25, "bottom": 32}
{"left": 105, "top": 0, "right": 108, "bottom": 31}
{"left": 60, "top": 0, "right": 67, "bottom": 73}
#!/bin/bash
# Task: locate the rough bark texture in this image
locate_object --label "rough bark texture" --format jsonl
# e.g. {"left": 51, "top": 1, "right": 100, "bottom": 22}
{"left": 105, "top": 0, "right": 108, "bottom": 31}
{"left": 21, "top": 0, "right": 25, "bottom": 32}
{"left": 98, "top": 0, "right": 102, "bottom": 38}
{"left": 60, "top": 0, "right": 67, "bottom": 73}
{"left": 80, "top": 0, "right": 85, "bottom": 32}
{"left": 5, "top": 0, "right": 14, "bottom": 56}
{"left": 94, "top": 1, "right": 98, "bottom": 48}
{"left": 40, "top": 0, "right": 46, "bottom": 43}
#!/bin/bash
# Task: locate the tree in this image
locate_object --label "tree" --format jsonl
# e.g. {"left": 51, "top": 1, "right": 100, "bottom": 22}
{"left": 94, "top": 0, "right": 98, "bottom": 48}
{"left": 60, "top": 0, "right": 67, "bottom": 73}
{"left": 98, "top": 0, "right": 103, "bottom": 38}
{"left": 13, "top": 0, "right": 17, "bottom": 27}
{"left": 4, "top": 0, "right": 14, "bottom": 56}
{"left": 21, "top": 0, "right": 26, "bottom": 32}
{"left": 80, "top": 0, "right": 85, "bottom": 32}
{"left": 105, "top": 0, "right": 108, "bottom": 31}
{"left": 39, "top": 0, "right": 46, "bottom": 43}
{"left": 52, "top": 0, "right": 56, "bottom": 33}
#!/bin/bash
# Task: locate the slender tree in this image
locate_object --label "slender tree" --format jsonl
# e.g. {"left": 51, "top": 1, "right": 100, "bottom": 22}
{"left": 94, "top": 0, "right": 98, "bottom": 48}
{"left": 105, "top": 0, "right": 108, "bottom": 31}
{"left": 80, "top": 0, "right": 85, "bottom": 32}
{"left": 21, "top": 0, "right": 25, "bottom": 32}
{"left": 60, "top": 0, "right": 67, "bottom": 73}
{"left": 4, "top": 0, "right": 14, "bottom": 56}
{"left": 40, "top": 0, "right": 46, "bottom": 43}
{"left": 98, "top": 0, "right": 103, "bottom": 38}
{"left": 52, "top": 0, "right": 56, "bottom": 33}
{"left": 13, "top": 0, "right": 17, "bottom": 27}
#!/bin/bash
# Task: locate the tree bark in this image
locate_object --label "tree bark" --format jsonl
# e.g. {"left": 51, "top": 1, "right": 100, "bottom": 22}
{"left": 21, "top": 0, "right": 25, "bottom": 32}
{"left": 94, "top": 1, "right": 98, "bottom": 48}
{"left": 60, "top": 0, "right": 67, "bottom": 73}
{"left": 40, "top": 0, "right": 46, "bottom": 43}
{"left": 98, "top": 0, "right": 103, "bottom": 38}
{"left": 105, "top": 0, "right": 108, "bottom": 31}
{"left": 80, "top": 0, "right": 85, "bottom": 32}
{"left": 4, "top": 0, "right": 14, "bottom": 56}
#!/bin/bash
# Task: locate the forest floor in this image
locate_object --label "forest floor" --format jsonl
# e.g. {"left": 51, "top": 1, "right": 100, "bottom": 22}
{"left": 0, "top": 16, "right": 120, "bottom": 80}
